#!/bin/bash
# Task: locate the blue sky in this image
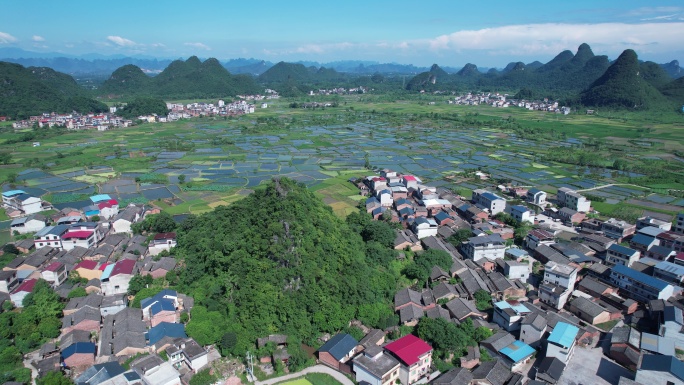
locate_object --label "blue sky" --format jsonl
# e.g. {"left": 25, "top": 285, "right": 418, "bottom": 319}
{"left": 1, "top": 0, "right": 683, "bottom": 67}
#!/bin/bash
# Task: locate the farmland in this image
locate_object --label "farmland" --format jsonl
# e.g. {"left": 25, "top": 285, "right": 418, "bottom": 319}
{"left": 0, "top": 95, "right": 682, "bottom": 241}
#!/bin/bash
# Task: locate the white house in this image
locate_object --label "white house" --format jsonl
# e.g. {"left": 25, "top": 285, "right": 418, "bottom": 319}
{"left": 34, "top": 225, "right": 70, "bottom": 250}
{"left": 148, "top": 233, "right": 177, "bottom": 256}
{"left": 546, "top": 322, "right": 579, "bottom": 364}
{"left": 61, "top": 230, "right": 97, "bottom": 251}
{"left": 506, "top": 205, "right": 533, "bottom": 223}
{"left": 10, "top": 214, "right": 47, "bottom": 234}
{"left": 461, "top": 234, "right": 506, "bottom": 261}
{"left": 3, "top": 191, "right": 43, "bottom": 215}
{"left": 606, "top": 244, "right": 641, "bottom": 267}
{"left": 353, "top": 347, "right": 400, "bottom": 385}
{"left": 472, "top": 189, "right": 506, "bottom": 215}
{"left": 526, "top": 188, "right": 547, "bottom": 206}
{"left": 412, "top": 217, "right": 438, "bottom": 239}
{"left": 41, "top": 261, "right": 68, "bottom": 286}
{"left": 112, "top": 205, "right": 143, "bottom": 234}
{"left": 557, "top": 187, "right": 591, "bottom": 212}
{"left": 166, "top": 338, "right": 210, "bottom": 373}
{"left": 100, "top": 259, "right": 137, "bottom": 296}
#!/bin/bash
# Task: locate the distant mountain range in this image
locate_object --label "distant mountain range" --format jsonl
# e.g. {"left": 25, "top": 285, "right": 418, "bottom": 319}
{"left": 405, "top": 43, "right": 684, "bottom": 110}
{"left": 1, "top": 43, "right": 683, "bottom": 118}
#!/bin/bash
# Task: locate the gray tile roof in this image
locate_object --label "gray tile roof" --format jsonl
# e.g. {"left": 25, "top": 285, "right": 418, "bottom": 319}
{"left": 482, "top": 331, "right": 516, "bottom": 352}
{"left": 471, "top": 359, "right": 511, "bottom": 385}
{"left": 611, "top": 326, "right": 641, "bottom": 347}
{"left": 432, "top": 367, "right": 474, "bottom": 384}
{"left": 400, "top": 304, "right": 424, "bottom": 324}
{"left": 571, "top": 297, "right": 608, "bottom": 318}
{"left": 446, "top": 298, "right": 482, "bottom": 320}
{"left": 394, "top": 288, "right": 422, "bottom": 308}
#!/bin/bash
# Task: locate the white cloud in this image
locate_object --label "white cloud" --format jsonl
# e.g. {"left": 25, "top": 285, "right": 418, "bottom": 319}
{"left": 32, "top": 35, "right": 45, "bottom": 42}
{"left": 184, "top": 42, "right": 211, "bottom": 50}
{"left": 624, "top": 6, "right": 683, "bottom": 16}
{"left": 421, "top": 22, "right": 684, "bottom": 56}
{"left": 107, "top": 35, "right": 137, "bottom": 47}
{"left": 0, "top": 32, "right": 17, "bottom": 44}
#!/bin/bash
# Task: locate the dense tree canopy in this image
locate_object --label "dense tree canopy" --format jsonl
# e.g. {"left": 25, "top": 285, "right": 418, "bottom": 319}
{"left": 176, "top": 178, "right": 398, "bottom": 353}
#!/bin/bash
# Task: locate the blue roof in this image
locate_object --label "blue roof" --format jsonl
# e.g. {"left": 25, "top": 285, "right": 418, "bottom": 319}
{"left": 631, "top": 234, "right": 656, "bottom": 246}
{"left": 100, "top": 264, "right": 115, "bottom": 281}
{"left": 510, "top": 205, "right": 529, "bottom": 213}
{"left": 150, "top": 299, "right": 176, "bottom": 315}
{"left": 140, "top": 289, "right": 177, "bottom": 310}
{"left": 506, "top": 248, "right": 529, "bottom": 258}
{"left": 75, "top": 362, "right": 125, "bottom": 385}
{"left": 62, "top": 342, "right": 96, "bottom": 359}
{"left": 147, "top": 322, "right": 186, "bottom": 346}
{"left": 612, "top": 264, "right": 670, "bottom": 291}
{"left": 640, "top": 354, "right": 684, "bottom": 381}
{"left": 318, "top": 333, "right": 358, "bottom": 361}
{"left": 494, "top": 301, "right": 529, "bottom": 314}
{"left": 528, "top": 188, "right": 544, "bottom": 195}
{"left": 547, "top": 322, "right": 579, "bottom": 348}
{"left": 655, "top": 261, "right": 684, "bottom": 277}
{"left": 90, "top": 194, "right": 112, "bottom": 203}
{"left": 638, "top": 226, "right": 666, "bottom": 237}
{"left": 434, "top": 211, "right": 450, "bottom": 221}
{"left": 608, "top": 244, "right": 639, "bottom": 256}
{"left": 481, "top": 192, "right": 504, "bottom": 201}
{"left": 2, "top": 190, "right": 25, "bottom": 197}
{"left": 499, "top": 340, "right": 536, "bottom": 363}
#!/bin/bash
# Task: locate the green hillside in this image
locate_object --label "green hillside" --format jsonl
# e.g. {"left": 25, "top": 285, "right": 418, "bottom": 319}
{"left": 579, "top": 49, "right": 671, "bottom": 109}
{"left": 0, "top": 61, "right": 107, "bottom": 119}
{"left": 178, "top": 178, "right": 397, "bottom": 351}
{"left": 99, "top": 56, "right": 260, "bottom": 98}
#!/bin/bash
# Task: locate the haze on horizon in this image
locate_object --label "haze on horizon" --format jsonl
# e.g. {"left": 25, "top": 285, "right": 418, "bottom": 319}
{"left": 1, "top": 0, "right": 683, "bottom": 67}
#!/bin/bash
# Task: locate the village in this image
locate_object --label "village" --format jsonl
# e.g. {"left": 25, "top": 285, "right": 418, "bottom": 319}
{"left": 1, "top": 165, "right": 683, "bottom": 385}
{"left": 448, "top": 92, "right": 572, "bottom": 114}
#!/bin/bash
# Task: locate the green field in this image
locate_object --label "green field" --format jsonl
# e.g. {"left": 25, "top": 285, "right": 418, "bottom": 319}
{"left": 277, "top": 379, "right": 312, "bottom": 385}
{"left": 0, "top": 94, "right": 682, "bottom": 231}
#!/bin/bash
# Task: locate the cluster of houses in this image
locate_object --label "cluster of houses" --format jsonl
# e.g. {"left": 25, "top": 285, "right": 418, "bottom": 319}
{"left": 308, "top": 86, "right": 367, "bottom": 96}
{"left": 165, "top": 99, "right": 257, "bottom": 121}
{"left": 0, "top": 191, "right": 221, "bottom": 384}
{"left": 448, "top": 92, "right": 571, "bottom": 114}
{"left": 11, "top": 112, "right": 133, "bottom": 130}
{"left": 352, "top": 170, "right": 684, "bottom": 384}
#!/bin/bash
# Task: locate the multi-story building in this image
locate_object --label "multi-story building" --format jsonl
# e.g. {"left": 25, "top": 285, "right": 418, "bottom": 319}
{"left": 34, "top": 225, "right": 70, "bottom": 250}
{"left": 61, "top": 230, "right": 97, "bottom": 251}
{"left": 492, "top": 300, "right": 531, "bottom": 331}
{"left": 610, "top": 264, "right": 676, "bottom": 303}
{"left": 674, "top": 213, "right": 684, "bottom": 235}
{"left": 606, "top": 244, "right": 641, "bottom": 267}
{"left": 653, "top": 261, "right": 684, "bottom": 285}
{"left": 526, "top": 188, "right": 547, "bottom": 206}
{"left": 545, "top": 322, "right": 579, "bottom": 364}
{"left": 384, "top": 334, "right": 432, "bottom": 385}
{"left": 472, "top": 189, "right": 506, "bottom": 215}
{"left": 506, "top": 205, "right": 533, "bottom": 223}
{"left": 636, "top": 216, "right": 672, "bottom": 231}
{"left": 461, "top": 234, "right": 506, "bottom": 261}
{"left": 539, "top": 262, "right": 578, "bottom": 310}
{"left": 2, "top": 190, "right": 44, "bottom": 215}
{"left": 557, "top": 187, "right": 591, "bottom": 212}
{"left": 353, "top": 346, "right": 400, "bottom": 385}
{"left": 602, "top": 218, "right": 637, "bottom": 241}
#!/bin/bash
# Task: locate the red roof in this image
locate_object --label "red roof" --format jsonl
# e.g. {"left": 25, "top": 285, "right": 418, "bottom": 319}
{"left": 153, "top": 232, "right": 176, "bottom": 241}
{"left": 98, "top": 202, "right": 112, "bottom": 209}
{"left": 98, "top": 262, "right": 111, "bottom": 271}
{"left": 44, "top": 262, "right": 63, "bottom": 272}
{"left": 13, "top": 278, "right": 37, "bottom": 294}
{"left": 384, "top": 334, "right": 432, "bottom": 366}
{"left": 403, "top": 175, "right": 417, "bottom": 181}
{"left": 108, "top": 199, "right": 118, "bottom": 205}
{"left": 62, "top": 230, "right": 93, "bottom": 240}
{"left": 75, "top": 260, "right": 98, "bottom": 270}
{"left": 111, "top": 259, "right": 136, "bottom": 276}
{"left": 676, "top": 252, "right": 684, "bottom": 261}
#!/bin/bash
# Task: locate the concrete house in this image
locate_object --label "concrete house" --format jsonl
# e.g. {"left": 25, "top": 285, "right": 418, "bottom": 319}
{"left": 527, "top": 188, "right": 547, "bottom": 206}
{"left": 383, "top": 334, "right": 432, "bottom": 385}
{"left": 654, "top": 261, "right": 684, "bottom": 285}
{"left": 0, "top": 270, "right": 19, "bottom": 293}
{"left": 472, "top": 189, "right": 506, "bottom": 215}
{"left": 506, "top": 205, "right": 533, "bottom": 223}
{"left": 481, "top": 331, "right": 536, "bottom": 371}
{"left": 567, "top": 297, "right": 611, "bottom": 325}
{"left": 603, "top": 218, "right": 637, "bottom": 241}
{"left": 635, "top": 354, "right": 684, "bottom": 385}
{"left": 411, "top": 217, "right": 438, "bottom": 239}
{"left": 34, "top": 225, "right": 70, "bottom": 250}
{"left": 165, "top": 337, "right": 209, "bottom": 373}
{"left": 539, "top": 262, "right": 577, "bottom": 310}
{"left": 100, "top": 259, "right": 137, "bottom": 296}
{"left": 492, "top": 300, "right": 531, "bottom": 331}
{"left": 148, "top": 232, "right": 177, "bottom": 256}
{"left": 557, "top": 188, "right": 591, "bottom": 212}
{"left": 61, "top": 342, "right": 96, "bottom": 368}
{"left": 610, "top": 264, "right": 675, "bottom": 303}
{"left": 545, "top": 322, "right": 579, "bottom": 364}
{"left": 461, "top": 234, "right": 506, "bottom": 261}
{"left": 100, "top": 308, "right": 147, "bottom": 357}
{"left": 41, "top": 261, "right": 67, "bottom": 286}
{"left": 606, "top": 244, "right": 641, "bottom": 267}
{"left": 10, "top": 214, "right": 47, "bottom": 234}
{"left": 10, "top": 278, "right": 36, "bottom": 307}
{"left": 520, "top": 312, "right": 547, "bottom": 348}
{"left": 353, "top": 345, "right": 400, "bottom": 385}
{"left": 112, "top": 204, "right": 144, "bottom": 234}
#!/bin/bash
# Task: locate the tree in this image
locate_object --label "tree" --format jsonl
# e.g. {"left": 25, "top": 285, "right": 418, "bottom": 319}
{"left": 220, "top": 332, "right": 238, "bottom": 355}
{"left": 474, "top": 289, "right": 492, "bottom": 311}
{"left": 2, "top": 244, "right": 19, "bottom": 255}
{"left": 178, "top": 174, "right": 186, "bottom": 184}
{"left": 5, "top": 172, "right": 17, "bottom": 184}
{"left": 448, "top": 229, "right": 473, "bottom": 245}
{"left": 128, "top": 274, "right": 152, "bottom": 295}
{"left": 189, "top": 369, "right": 216, "bottom": 385}
{"left": 67, "top": 287, "right": 87, "bottom": 299}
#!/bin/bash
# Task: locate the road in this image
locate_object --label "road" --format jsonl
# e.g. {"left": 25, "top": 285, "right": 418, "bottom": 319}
{"left": 576, "top": 183, "right": 644, "bottom": 193}
{"left": 254, "top": 364, "right": 354, "bottom": 385}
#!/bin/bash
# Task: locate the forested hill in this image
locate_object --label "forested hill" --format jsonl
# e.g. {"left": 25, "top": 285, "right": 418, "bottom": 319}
{"left": 0, "top": 62, "right": 107, "bottom": 119}
{"left": 98, "top": 56, "right": 260, "bottom": 98}
{"left": 177, "top": 178, "right": 398, "bottom": 353}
